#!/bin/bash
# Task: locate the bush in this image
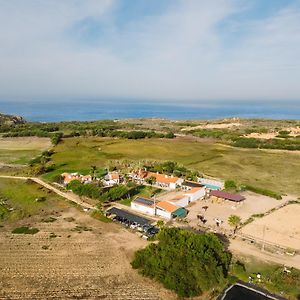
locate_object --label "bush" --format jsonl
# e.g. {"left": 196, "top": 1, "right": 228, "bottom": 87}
{"left": 12, "top": 226, "right": 39, "bottom": 234}
{"left": 244, "top": 185, "right": 282, "bottom": 200}
{"left": 225, "top": 180, "right": 237, "bottom": 190}
{"left": 132, "top": 227, "right": 231, "bottom": 297}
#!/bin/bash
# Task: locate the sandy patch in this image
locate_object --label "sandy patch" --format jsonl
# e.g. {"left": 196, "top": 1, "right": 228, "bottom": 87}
{"left": 181, "top": 122, "right": 241, "bottom": 131}
{"left": 0, "top": 137, "right": 51, "bottom": 150}
{"left": 240, "top": 204, "right": 300, "bottom": 250}
{"left": 187, "top": 191, "right": 288, "bottom": 231}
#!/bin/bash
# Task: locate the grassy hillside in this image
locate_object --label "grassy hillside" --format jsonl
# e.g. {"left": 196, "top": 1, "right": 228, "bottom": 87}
{"left": 44, "top": 137, "right": 300, "bottom": 196}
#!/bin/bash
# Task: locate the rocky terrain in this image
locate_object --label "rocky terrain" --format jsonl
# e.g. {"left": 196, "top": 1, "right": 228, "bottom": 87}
{"left": 0, "top": 113, "right": 25, "bottom": 125}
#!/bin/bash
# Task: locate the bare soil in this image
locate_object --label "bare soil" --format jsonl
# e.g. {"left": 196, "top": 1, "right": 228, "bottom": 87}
{"left": 0, "top": 207, "right": 176, "bottom": 300}
{"left": 241, "top": 204, "right": 300, "bottom": 250}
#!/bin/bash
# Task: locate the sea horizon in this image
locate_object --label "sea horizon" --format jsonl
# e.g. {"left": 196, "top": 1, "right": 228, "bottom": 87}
{"left": 1, "top": 100, "right": 299, "bottom": 122}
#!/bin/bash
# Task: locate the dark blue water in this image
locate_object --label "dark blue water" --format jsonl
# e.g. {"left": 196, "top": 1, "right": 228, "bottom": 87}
{"left": 0, "top": 99, "right": 299, "bottom": 122}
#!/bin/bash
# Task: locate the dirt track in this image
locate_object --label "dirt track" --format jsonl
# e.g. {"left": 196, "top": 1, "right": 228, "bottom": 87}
{"left": 0, "top": 175, "right": 94, "bottom": 210}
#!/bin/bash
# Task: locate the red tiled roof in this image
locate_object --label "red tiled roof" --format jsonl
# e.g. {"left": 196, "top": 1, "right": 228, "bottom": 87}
{"left": 210, "top": 190, "right": 245, "bottom": 202}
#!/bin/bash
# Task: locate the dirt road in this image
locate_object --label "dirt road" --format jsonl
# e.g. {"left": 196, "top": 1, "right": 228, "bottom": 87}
{"left": 0, "top": 175, "right": 95, "bottom": 210}
{"left": 229, "top": 238, "right": 300, "bottom": 269}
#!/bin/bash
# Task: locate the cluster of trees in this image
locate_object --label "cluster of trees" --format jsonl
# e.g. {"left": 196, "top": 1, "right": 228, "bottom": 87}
{"left": 67, "top": 180, "right": 103, "bottom": 200}
{"left": 100, "top": 185, "right": 129, "bottom": 202}
{"left": 189, "top": 128, "right": 241, "bottom": 141}
{"left": 145, "top": 161, "right": 200, "bottom": 180}
{"left": 232, "top": 137, "right": 300, "bottom": 150}
{"left": 0, "top": 120, "right": 175, "bottom": 141}
{"left": 132, "top": 227, "right": 231, "bottom": 297}
{"left": 107, "top": 130, "right": 175, "bottom": 139}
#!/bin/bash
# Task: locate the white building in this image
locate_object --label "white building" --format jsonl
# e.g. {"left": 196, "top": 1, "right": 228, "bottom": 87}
{"left": 184, "top": 187, "right": 206, "bottom": 202}
{"left": 104, "top": 172, "right": 120, "bottom": 186}
{"left": 131, "top": 197, "right": 156, "bottom": 216}
{"left": 198, "top": 178, "right": 224, "bottom": 190}
{"left": 156, "top": 201, "right": 178, "bottom": 219}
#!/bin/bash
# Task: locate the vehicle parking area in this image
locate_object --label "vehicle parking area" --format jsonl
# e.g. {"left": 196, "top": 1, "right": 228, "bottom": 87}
{"left": 106, "top": 207, "right": 159, "bottom": 238}
{"left": 187, "top": 191, "right": 286, "bottom": 231}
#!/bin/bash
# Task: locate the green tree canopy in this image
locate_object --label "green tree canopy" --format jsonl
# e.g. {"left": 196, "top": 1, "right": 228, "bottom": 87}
{"left": 131, "top": 227, "right": 231, "bottom": 297}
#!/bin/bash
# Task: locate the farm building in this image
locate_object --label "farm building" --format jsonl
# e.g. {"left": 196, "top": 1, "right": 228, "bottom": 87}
{"left": 131, "top": 197, "right": 156, "bottom": 216}
{"left": 104, "top": 172, "right": 120, "bottom": 186}
{"left": 156, "top": 201, "right": 178, "bottom": 219}
{"left": 209, "top": 190, "right": 245, "bottom": 202}
{"left": 167, "top": 196, "right": 190, "bottom": 207}
{"left": 147, "top": 172, "right": 183, "bottom": 189}
{"left": 182, "top": 180, "right": 205, "bottom": 190}
{"left": 198, "top": 178, "right": 224, "bottom": 190}
{"left": 184, "top": 187, "right": 206, "bottom": 202}
{"left": 61, "top": 172, "right": 92, "bottom": 185}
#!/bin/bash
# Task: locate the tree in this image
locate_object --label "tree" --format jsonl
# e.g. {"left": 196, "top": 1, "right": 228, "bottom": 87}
{"left": 51, "top": 132, "right": 63, "bottom": 145}
{"left": 156, "top": 220, "right": 165, "bottom": 229}
{"left": 145, "top": 176, "right": 156, "bottom": 185}
{"left": 132, "top": 228, "right": 231, "bottom": 298}
{"left": 228, "top": 215, "right": 241, "bottom": 233}
{"left": 225, "top": 180, "right": 237, "bottom": 190}
{"left": 90, "top": 165, "right": 97, "bottom": 179}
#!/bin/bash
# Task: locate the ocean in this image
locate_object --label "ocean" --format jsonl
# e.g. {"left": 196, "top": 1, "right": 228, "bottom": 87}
{"left": 0, "top": 100, "right": 299, "bottom": 122}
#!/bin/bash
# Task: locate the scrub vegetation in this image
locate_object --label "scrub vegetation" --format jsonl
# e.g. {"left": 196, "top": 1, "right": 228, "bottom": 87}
{"left": 132, "top": 227, "right": 231, "bottom": 297}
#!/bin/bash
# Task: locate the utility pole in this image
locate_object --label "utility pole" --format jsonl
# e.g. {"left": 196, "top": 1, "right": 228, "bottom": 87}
{"left": 262, "top": 225, "right": 266, "bottom": 251}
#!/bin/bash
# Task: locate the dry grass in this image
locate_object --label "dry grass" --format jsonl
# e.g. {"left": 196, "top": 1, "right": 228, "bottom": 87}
{"left": 0, "top": 137, "right": 51, "bottom": 164}
{"left": 46, "top": 137, "right": 300, "bottom": 196}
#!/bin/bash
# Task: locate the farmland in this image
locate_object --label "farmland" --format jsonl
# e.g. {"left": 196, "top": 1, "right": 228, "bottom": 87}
{"left": 0, "top": 178, "right": 175, "bottom": 299}
{"left": 45, "top": 137, "right": 300, "bottom": 196}
{"left": 0, "top": 137, "right": 51, "bottom": 165}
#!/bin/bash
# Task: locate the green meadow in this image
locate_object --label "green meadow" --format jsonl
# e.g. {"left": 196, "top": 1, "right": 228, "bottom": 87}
{"left": 45, "top": 137, "right": 300, "bottom": 196}
{"left": 0, "top": 178, "right": 67, "bottom": 223}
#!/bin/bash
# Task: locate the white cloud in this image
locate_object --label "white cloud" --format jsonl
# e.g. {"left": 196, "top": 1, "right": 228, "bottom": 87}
{"left": 0, "top": 0, "right": 299, "bottom": 101}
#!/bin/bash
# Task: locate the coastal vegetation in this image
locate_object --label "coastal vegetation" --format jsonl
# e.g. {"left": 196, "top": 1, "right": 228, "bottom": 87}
{"left": 132, "top": 227, "right": 231, "bottom": 297}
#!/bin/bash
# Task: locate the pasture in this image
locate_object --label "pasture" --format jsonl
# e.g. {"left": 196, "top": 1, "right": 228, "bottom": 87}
{"left": 0, "top": 177, "right": 67, "bottom": 223}
{"left": 47, "top": 137, "right": 300, "bottom": 195}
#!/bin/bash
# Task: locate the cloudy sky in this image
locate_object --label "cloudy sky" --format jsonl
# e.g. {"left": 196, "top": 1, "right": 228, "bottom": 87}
{"left": 0, "top": 0, "right": 299, "bottom": 102}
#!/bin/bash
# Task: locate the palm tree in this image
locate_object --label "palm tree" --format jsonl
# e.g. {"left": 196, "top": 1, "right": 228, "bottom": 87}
{"left": 228, "top": 215, "right": 241, "bottom": 234}
{"left": 90, "top": 165, "right": 97, "bottom": 180}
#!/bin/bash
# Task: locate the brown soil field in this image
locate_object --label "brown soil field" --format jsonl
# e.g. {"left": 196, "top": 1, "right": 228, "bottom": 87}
{"left": 241, "top": 204, "right": 300, "bottom": 250}
{"left": 0, "top": 137, "right": 51, "bottom": 150}
{"left": 0, "top": 208, "right": 176, "bottom": 300}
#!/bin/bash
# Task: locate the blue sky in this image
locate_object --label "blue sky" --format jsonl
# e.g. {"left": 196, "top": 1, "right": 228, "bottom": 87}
{"left": 0, "top": 0, "right": 299, "bottom": 102}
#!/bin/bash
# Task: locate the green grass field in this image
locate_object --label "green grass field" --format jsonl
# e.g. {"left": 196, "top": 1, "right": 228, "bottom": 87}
{"left": 44, "top": 137, "right": 300, "bottom": 196}
{"left": 0, "top": 178, "right": 67, "bottom": 223}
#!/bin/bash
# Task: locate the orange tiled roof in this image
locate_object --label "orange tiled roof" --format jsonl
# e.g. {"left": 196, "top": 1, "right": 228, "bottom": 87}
{"left": 148, "top": 172, "right": 180, "bottom": 184}
{"left": 185, "top": 187, "right": 202, "bottom": 194}
{"left": 156, "top": 201, "right": 177, "bottom": 213}
{"left": 110, "top": 172, "right": 119, "bottom": 180}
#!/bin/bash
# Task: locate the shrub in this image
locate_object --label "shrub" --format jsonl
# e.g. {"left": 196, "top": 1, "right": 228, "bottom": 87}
{"left": 244, "top": 185, "right": 282, "bottom": 200}
{"left": 225, "top": 180, "right": 237, "bottom": 190}
{"left": 12, "top": 226, "right": 39, "bottom": 234}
